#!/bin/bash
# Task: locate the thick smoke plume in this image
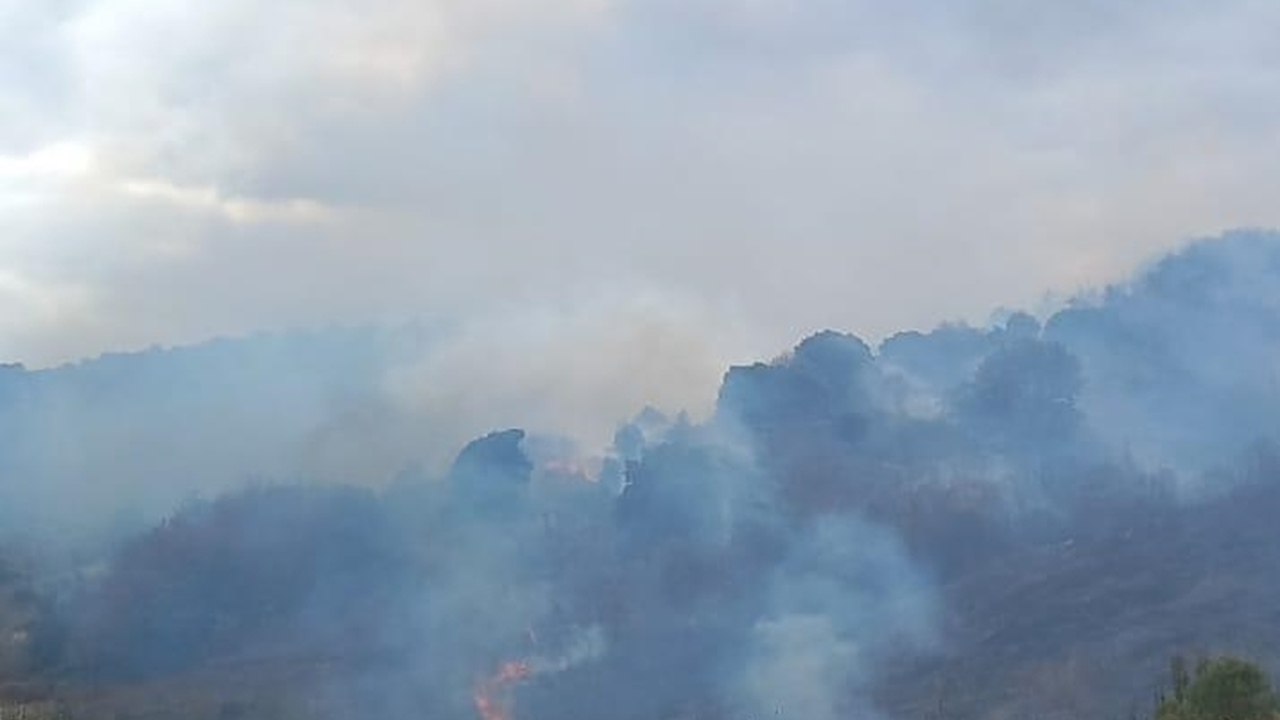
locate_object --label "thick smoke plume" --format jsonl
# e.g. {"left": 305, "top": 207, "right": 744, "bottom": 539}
{"left": 2, "top": 231, "right": 1280, "bottom": 719}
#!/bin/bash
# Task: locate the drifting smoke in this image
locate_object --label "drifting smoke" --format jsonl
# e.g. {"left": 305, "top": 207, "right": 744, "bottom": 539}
{"left": 0, "top": 295, "right": 734, "bottom": 542}
{"left": 474, "top": 660, "right": 531, "bottom": 720}
{"left": 2, "top": 231, "right": 1280, "bottom": 719}
{"left": 474, "top": 627, "right": 606, "bottom": 720}
{"left": 732, "top": 520, "right": 936, "bottom": 720}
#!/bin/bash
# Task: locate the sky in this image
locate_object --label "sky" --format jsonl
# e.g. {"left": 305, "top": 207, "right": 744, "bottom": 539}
{"left": 3, "top": 0, "right": 1280, "bottom": 389}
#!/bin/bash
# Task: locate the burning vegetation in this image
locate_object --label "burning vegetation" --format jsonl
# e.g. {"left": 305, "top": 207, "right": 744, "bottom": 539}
{"left": 2, "top": 234, "right": 1280, "bottom": 719}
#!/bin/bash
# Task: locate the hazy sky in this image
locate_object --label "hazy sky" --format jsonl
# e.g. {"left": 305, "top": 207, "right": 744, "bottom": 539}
{"left": 3, "top": 0, "right": 1280, "bottom": 375}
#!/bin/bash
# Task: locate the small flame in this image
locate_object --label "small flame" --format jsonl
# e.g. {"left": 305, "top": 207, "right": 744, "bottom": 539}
{"left": 472, "top": 626, "right": 605, "bottom": 720}
{"left": 473, "top": 660, "right": 532, "bottom": 720}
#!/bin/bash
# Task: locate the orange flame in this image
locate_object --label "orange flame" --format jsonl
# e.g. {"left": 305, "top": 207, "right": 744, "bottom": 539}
{"left": 473, "top": 660, "right": 532, "bottom": 720}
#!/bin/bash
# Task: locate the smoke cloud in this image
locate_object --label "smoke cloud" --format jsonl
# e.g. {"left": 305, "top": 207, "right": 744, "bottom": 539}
{"left": 2, "top": 231, "right": 1280, "bottom": 719}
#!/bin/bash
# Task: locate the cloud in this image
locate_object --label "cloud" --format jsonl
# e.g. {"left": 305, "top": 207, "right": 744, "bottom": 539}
{"left": 2, "top": 0, "right": 1280, "bottom": 379}
{"left": 116, "top": 178, "right": 334, "bottom": 224}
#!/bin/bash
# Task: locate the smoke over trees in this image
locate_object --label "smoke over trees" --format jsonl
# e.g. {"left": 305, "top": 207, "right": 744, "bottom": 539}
{"left": 2, "top": 231, "right": 1280, "bottom": 719}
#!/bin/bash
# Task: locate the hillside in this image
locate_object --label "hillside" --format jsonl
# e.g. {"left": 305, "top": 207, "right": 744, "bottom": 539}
{"left": 2, "top": 231, "right": 1280, "bottom": 719}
